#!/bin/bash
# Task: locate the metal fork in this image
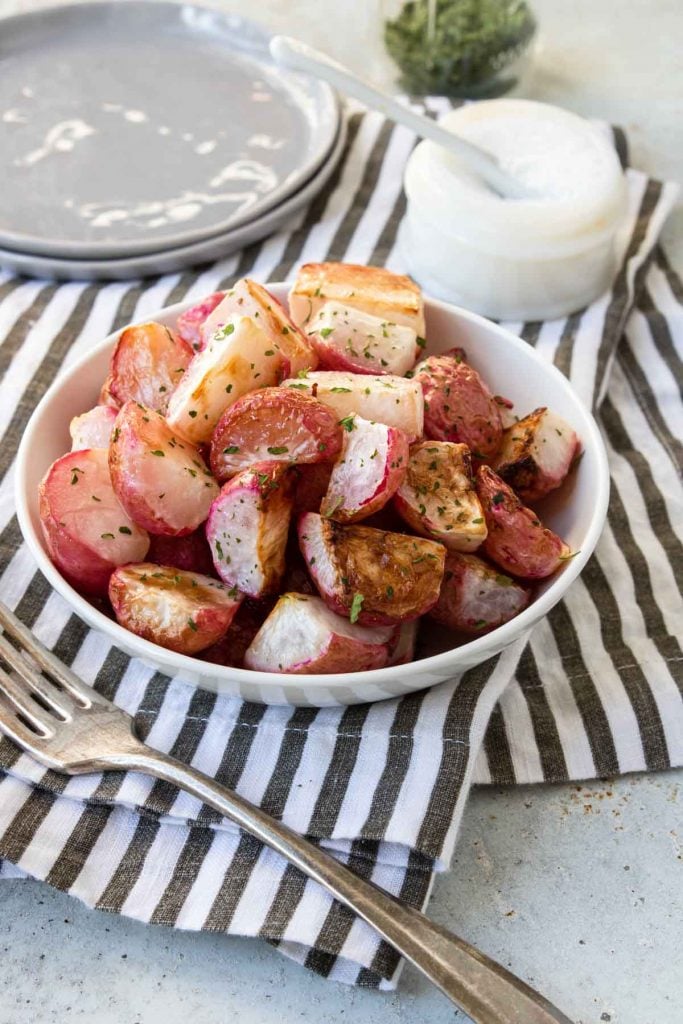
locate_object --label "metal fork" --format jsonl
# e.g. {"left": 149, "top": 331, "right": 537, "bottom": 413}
{"left": 0, "top": 601, "right": 571, "bottom": 1024}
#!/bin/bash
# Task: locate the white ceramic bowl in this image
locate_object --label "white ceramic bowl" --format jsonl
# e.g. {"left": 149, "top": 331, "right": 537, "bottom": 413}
{"left": 15, "top": 285, "right": 609, "bottom": 706}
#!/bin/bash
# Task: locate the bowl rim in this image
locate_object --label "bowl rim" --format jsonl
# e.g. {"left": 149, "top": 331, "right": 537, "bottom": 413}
{"left": 15, "top": 286, "right": 610, "bottom": 695}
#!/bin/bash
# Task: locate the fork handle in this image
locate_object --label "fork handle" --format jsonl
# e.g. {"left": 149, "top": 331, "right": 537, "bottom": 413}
{"left": 122, "top": 747, "right": 571, "bottom": 1023}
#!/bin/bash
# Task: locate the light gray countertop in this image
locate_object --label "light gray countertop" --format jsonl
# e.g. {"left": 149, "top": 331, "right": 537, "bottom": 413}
{"left": 0, "top": 1, "right": 681, "bottom": 1022}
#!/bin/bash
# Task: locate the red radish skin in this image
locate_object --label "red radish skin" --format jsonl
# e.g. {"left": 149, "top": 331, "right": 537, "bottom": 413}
{"left": 280, "top": 371, "right": 424, "bottom": 441}
{"left": 430, "top": 552, "right": 530, "bottom": 634}
{"left": 176, "top": 292, "right": 225, "bottom": 351}
{"left": 243, "top": 593, "right": 395, "bottom": 674}
{"left": 109, "top": 563, "right": 241, "bottom": 655}
{"left": 298, "top": 512, "right": 445, "bottom": 625}
{"left": 206, "top": 462, "right": 293, "bottom": 598}
{"left": 102, "top": 322, "right": 193, "bottom": 413}
{"left": 210, "top": 387, "right": 342, "bottom": 482}
{"left": 476, "top": 465, "right": 572, "bottom": 580}
{"left": 39, "top": 448, "right": 149, "bottom": 596}
{"left": 321, "top": 414, "right": 408, "bottom": 523}
{"left": 70, "top": 406, "right": 117, "bottom": 451}
{"left": 493, "top": 407, "right": 581, "bottom": 502}
{"left": 306, "top": 301, "right": 419, "bottom": 376}
{"left": 394, "top": 441, "right": 487, "bottom": 552}
{"left": 147, "top": 529, "right": 216, "bottom": 576}
{"left": 414, "top": 348, "right": 502, "bottom": 460}
{"left": 109, "top": 401, "right": 219, "bottom": 536}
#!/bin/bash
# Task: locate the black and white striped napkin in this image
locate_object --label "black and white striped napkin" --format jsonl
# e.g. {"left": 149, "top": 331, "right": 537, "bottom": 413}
{"left": 0, "top": 103, "right": 681, "bottom": 989}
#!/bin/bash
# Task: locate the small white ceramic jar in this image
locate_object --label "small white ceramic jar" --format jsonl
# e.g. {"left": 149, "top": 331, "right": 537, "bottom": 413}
{"left": 400, "top": 99, "right": 628, "bottom": 321}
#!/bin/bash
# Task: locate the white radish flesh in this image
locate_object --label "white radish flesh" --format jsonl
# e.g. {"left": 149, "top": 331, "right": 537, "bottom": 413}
{"left": 70, "top": 406, "right": 117, "bottom": 451}
{"left": 102, "top": 322, "right": 193, "bottom": 412}
{"left": 321, "top": 415, "right": 408, "bottom": 523}
{"left": 307, "top": 301, "right": 418, "bottom": 376}
{"left": 493, "top": 407, "right": 581, "bottom": 502}
{"left": 430, "top": 552, "right": 530, "bottom": 634}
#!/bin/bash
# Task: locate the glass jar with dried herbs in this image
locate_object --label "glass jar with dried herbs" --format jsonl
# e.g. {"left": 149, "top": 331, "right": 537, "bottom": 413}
{"left": 383, "top": 0, "right": 537, "bottom": 98}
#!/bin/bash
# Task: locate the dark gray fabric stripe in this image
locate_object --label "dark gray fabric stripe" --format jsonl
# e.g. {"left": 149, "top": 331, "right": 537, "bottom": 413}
{"left": 203, "top": 830, "right": 263, "bottom": 931}
{"left": 519, "top": 321, "right": 543, "bottom": 347}
{"left": 483, "top": 703, "right": 516, "bottom": 785}
{"left": 553, "top": 309, "right": 584, "bottom": 379}
{"left": 258, "top": 861, "right": 308, "bottom": 941}
{"left": 259, "top": 706, "right": 320, "bottom": 819}
{"left": 149, "top": 825, "right": 216, "bottom": 926}
{"left": 306, "top": 704, "right": 372, "bottom": 838}
{"left": 638, "top": 281, "right": 683, "bottom": 378}
{"left": 0, "top": 275, "right": 27, "bottom": 309}
{"left": 655, "top": 246, "right": 683, "bottom": 301}
{"left": 619, "top": 335, "right": 683, "bottom": 471}
{"left": 0, "top": 283, "right": 58, "bottom": 381}
{"left": 516, "top": 646, "right": 569, "bottom": 782}
{"left": 96, "top": 815, "right": 161, "bottom": 913}
{"left": 45, "top": 804, "right": 113, "bottom": 891}
{"left": 611, "top": 126, "right": 629, "bottom": 170}
{"left": 194, "top": 702, "right": 268, "bottom": 825}
{"left": 370, "top": 183, "right": 408, "bottom": 267}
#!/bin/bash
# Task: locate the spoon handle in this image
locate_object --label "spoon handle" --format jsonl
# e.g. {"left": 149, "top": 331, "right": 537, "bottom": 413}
{"left": 269, "top": 35, "right": 531, "bottom": 200}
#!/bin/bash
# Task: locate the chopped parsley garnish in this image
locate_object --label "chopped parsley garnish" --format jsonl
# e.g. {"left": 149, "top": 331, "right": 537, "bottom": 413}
{"left": 223, "top": 445, "right": 240, "bottom": 454}
{"left": 339, "top": 415, "right": 356, "bottom": 432}
{"left": 150, "top": 449, "right": 165, "bottom": 457}
{"left": 319, "top": 327, "right": 334, "bottom": 339}
{"left": 349, "top": 592, "right": 364, "bottom": 624}
{"left": 267, "top": 446, "right": 289, "bottom": 455}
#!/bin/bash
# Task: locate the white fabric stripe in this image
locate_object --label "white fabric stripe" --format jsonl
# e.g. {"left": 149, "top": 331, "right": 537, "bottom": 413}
{"left": 171, "top": 828, "right": 235, "bottom": 930}
{"left": 567, "top": 292, "right": 610, "bottom": 406}
{"left": 0, "top": 543, "right": 48, "bottom": 609}
{"left": 61, "top": 281, "right": 133, "bottom": 370}
{"left": 119, "top": 821, "right": 188, "bottom": 922}
{"left": 647, "top": 262, "right": 683, "bottom": 357}
{"left": 497, "top": 677, "right": 545, "bottom": 783}
{"left": 0, "top": 279, "right": 46, "bottom": 348}
{"left": 16, "top": 796, "right": 85, "bottom": 880}
{"left": 533, "top": 317, "right": 566, "bottom": 364}
{"left": 471, "top": 747, "right": 492, "bottom": 785}
{"left": 225, "top": 843, "right": 292, "bottom": 937}
{"left": 0, "top": 773, "right": 38, "bottom": 837}
{"left": 67, "top": 807, "right": 145, "bottom": 906}
{"left": 328, "top": 698, "right": 397, "bottom": 838}
{"left": 624, "top": 310, "right": 683, "bottom": 448}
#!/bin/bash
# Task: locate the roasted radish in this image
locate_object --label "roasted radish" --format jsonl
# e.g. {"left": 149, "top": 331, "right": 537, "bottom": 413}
{"left": 321, "top": 415, "right": 408, "bottom": 523}
{"left": 206, "top": 462, "right": 293, "bottom": 598}
{"left": 476, "top": 465, "right": 572, "bottom": 580}
{"left": 387, "top": 619, "right": 419, "bottom": 665}
{"left": 298, "top": 512, "right": 445, "bottom": 625}
{"left": 394, "top": 441, "right": 486, "bottom": 552}
{"left": 39, "top": 448, "right": 149, "bottom": 596}
{"left": 493, "top": 407, "right": 581, "bottom": 502}
{"left": 109, "top": 401, "right": 219, "bottom": 536}
{"left": 101, "top": 322, "right": 193, "bottom": 413}
{"left": 306, "top": 301, "right": 418, "bottom": 376}
{"left": 210, "top": 387, "right": 342, "bottom": 482}
{"left": 147, "top": 528, "right": 216, "bottom": 576}
{"left": 281, "top": 371, "right": 424, "bottom": 441}
{"left": 109, "top": 563, "right": 241, "bottom": 655}
{"left": 430, "top": 553, "right": 530, "bottom": 634}
{"left": 288, "top": 262, "right": 425, "bottom": 335}
{"left": 200, "top": 277, "right": 315, "bottom": 375}
{"left": 414, "top": 348, "right": 502, "bottom": 460}
{"left": 243, "top": 593, "right": 395, "bottom": 674}
{"left": 176, "top": 292, "right": 225, "bottom": 351}
{"left": 70, "top": 406, "right": 117, "bottom": 451}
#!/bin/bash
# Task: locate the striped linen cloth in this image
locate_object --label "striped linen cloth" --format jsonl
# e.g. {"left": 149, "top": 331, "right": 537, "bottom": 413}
{"left": 0, "top": 103, "right": 681, "bottom": 989}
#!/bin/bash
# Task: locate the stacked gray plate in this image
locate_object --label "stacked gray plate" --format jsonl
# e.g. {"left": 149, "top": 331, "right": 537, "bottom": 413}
{"left": 0, "top": 1, "right": 343, "bottom": 280}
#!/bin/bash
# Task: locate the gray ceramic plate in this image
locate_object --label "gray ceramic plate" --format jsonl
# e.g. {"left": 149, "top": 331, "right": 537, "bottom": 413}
{"left": 0, "top": 1, "right": 339, "bottom": 260}
{"left": 0, "top": 116, "right": 347, "bottom": 281}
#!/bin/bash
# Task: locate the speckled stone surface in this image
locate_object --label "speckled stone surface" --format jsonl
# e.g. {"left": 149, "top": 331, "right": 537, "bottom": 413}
{"left": 0, "top": 2, "right": 681, "bottom": 1022}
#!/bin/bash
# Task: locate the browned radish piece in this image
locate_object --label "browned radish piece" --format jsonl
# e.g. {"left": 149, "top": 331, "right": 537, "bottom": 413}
{"left": 387, "top": 619, "right": 418, "bottom": 666}
{"left": 201, "top": 277, "right": 316, "bottom": 375}
{"left": 495, "top": 395, "right": 517, "bottom": 430}
{"left": 176, "top": 292, "right": 225, "bottom": 351}
{"left": 306, "top": 301, "right": 419, "bottom": 376}
{"left": 430, "top": 552, "right": 530, "bottom": 634}
{"left": 147, "top": 528, "right": 216, "bottom": 576}
{"left": 70, "top": 406, "right": 117, "bottom": 451}
{"left": 298, "top": 512, "right": 445, "bottom": 625}
{"left": 281, "top": 535, "right": 317, "bottom": 595}
{"left": 291, "top": 462, "right": 333, "bottom": 515}
{"left": 209, "top": 387, "right": 342, "bottom": 482}
{"left": 166, "top": 316, "right": 285, "bottom": 444}
{"left": 109, "top": 563, "right": 241, "bottom": 655}
{"left": 394, "top": 441, "right": 486, "bottom": 552}
{"left": 321, "top": 415, "right": 409, "bottom": 523}
{"left": 281, "top": 371, "right": 424, "bottom": 441}
{"left": 492, "top": 407, "right": 581, "bottom": 503}
{"left": 200, "top": 598, "right": 275, "bottom": 667}
{"left": 103, "top": 322, "right": 193, "bottom": 413}
{"left": 476, "top": 465, "right": 572, "bottom": 580}
{"left": 243, "top": 593, "right": 395, "bottom": 674}
{"left": 39, "top": 448, "right": 149, "bottom": 596}
{"left": 206, "top": 462, "right": 293, "bottom": 598}
{"left": 109, "top": 402, "right": 218, "bottom": 536}
{"left": 414, "top": 348, "right": 502, "bottom": 460}
{"left": 288, "top": 262, "right": 425, "bottom": 335}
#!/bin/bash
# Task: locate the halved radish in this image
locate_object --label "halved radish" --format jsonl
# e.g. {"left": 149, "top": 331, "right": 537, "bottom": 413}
{"left": 243, "top": 592, "right": 395, "bottom": 674}
{"left": 288, "top": 262, "right": 425, "bottom": 335}
{"left": 109, "top": 401, "right": 219, "bottom": 536}
{"left": 298, "top": 512, "right": 445, "bottom": 625}
{"left": 176, "top": 292, "right": 225, "bottom": 351}
{"left": 101, "top": 322, "right": 193, "bottom": 413}
{"left": 414, "top": 348, "right": 502, "bottom": 460}
{"left": 39, "top": 448, "right": 149, "bottom": 596}
{"left": 70, "top": 406, "right": 117, "bottom": 451}
{"left": 492, "top": 407, "right": 581, "bottom": 502}
{"left": 147, "top": 528, "right": 216, "bottom": 576}
{"left": 200, "top": 277, "right": 316, "bottom": 375}
{"left": 209, "top": 387, "right": 342, "bottom": 482}
{"left": 430, "top": 552, "right": 530, "bottom": 634}
{"left": 387, "top": 619, "right": 418, "bottom": 666}
{"left": 166, "top": 315, "right": 285, "bottom": 444}
{"left": 320, "top": 414, "right": 408, "bottom": 523}
{"left": 280, "top": 371, "right": 424, "bottom": 441}
{"left": 394, "top": 441, "right": 487, "bottom": 552}
{"left": 476, "top": 465, "right": 572, "bottom": 580}
{"left": 109, "top": 563, "right": 241, "bottom": 655}
{"left": 206, "top": 462, "right": 293, "bottom": 598}
{"left": 306, "top": 301, "right": 418, "bottom": 376}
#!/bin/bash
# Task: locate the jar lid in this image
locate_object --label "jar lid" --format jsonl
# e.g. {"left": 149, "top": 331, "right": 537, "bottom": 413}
{"left": 404, "top": 99, "right": 628, "bottom": 259}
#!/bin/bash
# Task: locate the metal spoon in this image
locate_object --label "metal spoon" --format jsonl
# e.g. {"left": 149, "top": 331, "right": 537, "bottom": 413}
{"left": 269, "top": 35, "right": 534, "bottom": 200}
